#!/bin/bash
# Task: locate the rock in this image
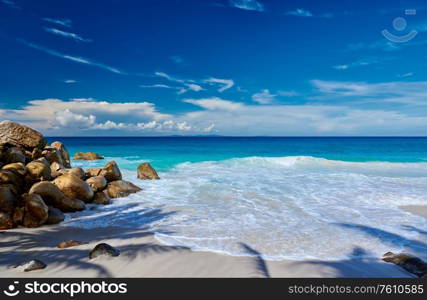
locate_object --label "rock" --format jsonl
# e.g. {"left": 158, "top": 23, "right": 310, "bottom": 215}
{"left": 46, "top": 206, "right": 65, "bottom": 224}
{"left": 2, "top": 162, "right": 27, "bottom": 176}
{"left": 42, "top": 147, "right": 64, "bottom": 165}
{"left": 89, "top": 243, "right": 120, "bottom": 259}
{"left": 0, "top": 170, "right": 23, "bottom": 192}
{"left": 0, "top": 121, "right": 46, "bottom": 150}
{"left": 0, "top": 185, "right": 18, "bottom": 212}
{"left": 31, "top": 148, "right": 43, "bottom": 160}
{"left": 86, "top": 176, "right": 107, "bottom": 192}
{"left": 86, "top": 168, "right": 102, "bottom": 178}
{"left": 25, "top": 160, "right": 51, "bottom": 183}
{"left": 93, "top": 192, "right": 110, "bottom": 205}
{"left": 4, "top": 147, "right": 27, "bottom": 164}
{"left": 58, "top": 240, "right": 86, "bottom": 249}
{"left": 100, "top": 161, "right": 122, "bottom": 182}
{"left": 29, "top": 181, "right": 85, "bottom": 212}
{"left": 52, "top": 174, "right": 94, "bottom": 203}
{"left": 105, "top": 180, "right": 142, "bottom": 198}
{"left": 22, "top": 193, "right": 48, "bottom": 228}
{"left": 50, "top": 162, "right": 64, "bottom": 178}
{"left": 57, "top": 168, "right": 85, "bottom": 179}
{"left": 51, "top": 142, "right": 71, "bottom": 168}
{"left": 14, "top": 259, "right": 46, "bottom": 272}
{"left": 0, "top": 211, "right": 14, "bottom": 229}
{"left": 382, "top": 252, "right": 427, "bottom": 278}
{"left": 12, "top": 207, "right": 25, "bottom": 225}
{"left": 137, "top": 162, "right": 160, "bottom": 180}
{"left": 73, "top": 152, "right": 104, "bottom": 160}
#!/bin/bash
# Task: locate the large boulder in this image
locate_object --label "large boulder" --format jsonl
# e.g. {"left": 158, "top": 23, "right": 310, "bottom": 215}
{"left": 57, "top": 168, "right": 85, "bottom": 179}
{"left": 22, "top": 193, "right": 48, "bottom": 228}
{"left": 137, "top": 162, "right": 160, "bottom": 180}
{"left": 0, "top": 211, "right": 14, "bottom": 229}
{"left": 86, "top": 176, "right": 107, "bottom": 192}
{"left": 51, "top": 142, "right": 71, "bottom": 168}
{"left": 52, "top": 174, "right": 94, "bottom": 203}
{"left": 104, "top": 180, "right": 142, "bottom": 198}
{"left": 93, "top": 192, "right": 110, "bottom": 205}
{"left": 100, "top": 161, "right": 122, "bottom": 182}
{"left": 0, "top": 185, "right": 18, "bottom": 212}
{"left": 86, "top": 168, "right": 102, "bottom": 178}
{"left": 0, "top": 121, "right": 46, "bottom": 150}
{"left": 46, "top": 206, "right": 65, "bottom": 224}
{"left": 25, "top": 160, "right": 51, "bottom": 183}
{"left": 42, "top": 147, "right": 64, "bottom": 165}
{"left": 29, "top": 181, "right": 85, "bottom": 212}
{"left": 2, "top": 162, "right": 27, "bottom": 176}
{"left": 73, "top": 152, "right": 104, "bottom": 160}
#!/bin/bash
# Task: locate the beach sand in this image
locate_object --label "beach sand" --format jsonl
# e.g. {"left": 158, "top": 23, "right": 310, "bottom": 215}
{"left": 0, "top": 206, "right": 425, "bottom": 278}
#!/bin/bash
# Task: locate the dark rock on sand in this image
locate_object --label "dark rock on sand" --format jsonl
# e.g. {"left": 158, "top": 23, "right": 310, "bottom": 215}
{"left": 0, "top": 211, "right": 14, "bottom": 229}
{"left": 52, "top": 173, "right": 94, "bottom": 203}
{"left": 104, "top": 180, "right": 142, "bottom": 198}
{"left": 100, "top": 161, "right": 122, "bottom": 182}
{"left": 0, "top": 121, "right": 46, "bottom": 150}
{"left": 93, "top": 192, "right": 111, "bottom": 205}
{"left": 89, "top": 243, "right": 120, "bottom": 259}
{"left": 73, "top": 152, "right": 104, "bottom": 160}
{"left": 29, "top": 181, "right": 85, "bottom": 212}
{"left": 22, "top": 193, "right": 48, "bottom": 228}
{"left": 137, "top": 162, "right": 160, "bottom": 180}
{"left": 382, "top": 252, "right": 427, "bottom": 278}
{"left": 86, "top": 176, "right": 107, "bottom": 192}
{"left": 58, "top": 240, "right": 86, "bottom": 249}
{"left": 46, "top": 206, "right": 65, "bottom": 224}
{"left": 14, "top": 259, "right": 47, "bottom": 272}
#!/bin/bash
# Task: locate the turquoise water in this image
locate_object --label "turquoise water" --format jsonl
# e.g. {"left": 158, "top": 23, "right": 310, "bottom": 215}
{"left": 47, "top": 137, "right": 427, "bottom": 260}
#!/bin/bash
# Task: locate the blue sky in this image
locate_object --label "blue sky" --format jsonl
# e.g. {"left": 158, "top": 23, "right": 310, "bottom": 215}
{"left": 1, "top": 0, "right": 427, "bottom": 136}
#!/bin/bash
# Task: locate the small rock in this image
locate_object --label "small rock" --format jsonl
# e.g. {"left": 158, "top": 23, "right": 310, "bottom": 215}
{"left": 14, "top": 259, "right": 46, "bottom": 272}
{"left": 86, "top": 176, "right": 107, "bottom": 192}
{"left": 104, "top": 180, "right": 142, "bottom": 198}
{"left": 57, "top": 168, "right": 85, "bottom": 179}
{"left": 5, "top": 147, "right": 27, "bottom": 164}
{"left": 73, "top": 152, "right": 104, "bottom": 160}
{"left": 86, "top": 168, "right": 102, "bottom": 178}
{"left": 0, "top": 211, "right": 14, "bottom": 230}
{"left": 93, "top": 191, "right": 111, "bottom": 205}
{"left": 22, "top": 193, "right": 48, "bottom": 228}
{"left": 0, "top": 185, "right": 18, "bottom": 212}
{"left": 100, "top": 161, "right": 122, "bottom": 182}
{"left": 89, "top": 243, "right": 120, "bottom": 259}
{"left": 51, "top": 141, "right": 71, "bottom": 168}
{"left": 46, "top": 206, "right": 65, "bottom": 224}
{"left": 57, "top": 240, "right": 85, "bottom": 249}
{"left": 2, "top": 162, "right": 27, "bottom": 176}
{"left": 137, "top": 162, "right": 160, "bottom": 180}
{"left": 382, "top": 252, "right": 427, "bottom": 278}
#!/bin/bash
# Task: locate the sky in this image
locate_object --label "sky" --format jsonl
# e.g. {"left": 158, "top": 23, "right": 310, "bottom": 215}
{"left": 1, "top": 0, "right": 427, "bottom": 136}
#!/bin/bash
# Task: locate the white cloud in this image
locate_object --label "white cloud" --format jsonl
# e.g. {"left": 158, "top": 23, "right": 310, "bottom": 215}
{"left": 229, "top": 0, "right": 264, "bottom": 12}
{"left": 333, "top": 58, "right": 379, "bottom": 70}
{"left": 1, "top": 0, "right": 19, "bottom": 9}
{"left": 252, "top": 89, "right": 276, "bottom": 104}
{"left": 204, "top": 77, "right": 234, "bottom": 92}
{"left": 140, "top": 84, "right": 174, "bottom": 89}
{"left": 64, "top": 79, "right": 77, "bottom": 84}
{"left": 286, "top": 9, "right": 313, "bottom": 17}
{"left": 184, "top": 97, "right": 244, "bottom": 111}
{"left": 44, "top": 27, "right": 92, "bottom": 43}
{"left": 42, "top": 18, "right": 72, "bottom": 28}
{"left": 17, "top": 40, "right": 124, "bottom": 74}
{"left": 55, "top": 109, "right": 96, "bottom": 128}
{"left": 186, "top": 83, "right": 203, "bottom": 92}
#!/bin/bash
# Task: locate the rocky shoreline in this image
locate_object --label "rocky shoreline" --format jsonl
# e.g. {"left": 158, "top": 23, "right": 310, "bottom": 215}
{"left": 0, "top": 120, "right": 157, "bottom": 231}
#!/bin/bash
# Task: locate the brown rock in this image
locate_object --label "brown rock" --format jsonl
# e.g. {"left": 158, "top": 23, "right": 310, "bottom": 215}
{"left": 25, "top": 160, "right": 51, "bottom": 183}
{"left": 14, "top": 259, "right": 46, "bottom": 272}
{"left": 86, "top": 176, "right": 107, "bottom": 192}
{"left": 50, "top": 162, "right": 64, "bottom": 178}
{"left": 0, "top": 211, "right": 14, "bottom": 229}
{"left": 52, "top": 173, "right": 94, "bottom": 203}
{"left": 0, "top": 170, "right": 23, "bottom": 192}
{"left": 73, "top": 152, "right": 104, "bottom": 160}
{"left": 2, "top": 162, "right": 27, "bottom": 176}
{"left": 31, "top": 148, "right": 43, "bottom": 160}
{"left": 93, "top": 192, "right": 110, "bottom": 205}
{"left": 100, "top": 161, "right": 122, "bottom": 182}
{"left": 12, "top": 207, "right": 25, "bottom": 225}
{"left": 137, "top": 162, "right": 160, "bottom": 180}
{"left": 22, "top": 193, "right": 48, "bottom": 227}
{"left": 57, "top": 168, "right": 85, "bottom": 179}
{"left": 4, "top": 147, "right": 27, "bottom": 164}
{"left": 0, "top": 121, "right": 46, "bottom": 150}
{"left": 46, "top": 206, "right": 65, "bottom": 224}
{"left": 86, "top": 168, "right": 102, "bottom": 178}
{"left": 42, "top": 147, "right": 64, "bottom": 165}
{"left": 105, "top": 180, "right": 142, "bottom": 198}
{"left": 51, "top": 141, "right": 71, "bottom": 168}
{"left": 57, "top": 240, "right": 86, "bottom": 249}
{"left": 0, "top": 185, "right": 18, "bottom": 212}
{"left": 29, "top": 181, "right": 85, "bottom": 212}
{"left": 382, "top": 252, "right": 427, "bottom": 278}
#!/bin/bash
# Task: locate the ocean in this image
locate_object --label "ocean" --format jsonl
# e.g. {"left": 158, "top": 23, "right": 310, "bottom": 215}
{"left": 46, "top": 137, "right": 427, "bottom": 260}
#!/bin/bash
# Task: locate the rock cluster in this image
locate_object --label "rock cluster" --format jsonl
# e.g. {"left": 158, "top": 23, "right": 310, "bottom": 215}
{"left": 0, "top": 121, "right": 143, "bottom": 230}
{"left": 73, "top": 152, "right": 104, "bottom": 160}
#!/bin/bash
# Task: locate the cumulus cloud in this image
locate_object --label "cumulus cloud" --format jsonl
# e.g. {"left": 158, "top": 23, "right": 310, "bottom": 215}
{"left": 229, "top": 0, "right": 264, "bottom": 12}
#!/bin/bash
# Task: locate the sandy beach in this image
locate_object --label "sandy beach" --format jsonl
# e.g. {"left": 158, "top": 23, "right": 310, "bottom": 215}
{"left": 1, "top": 205, "right": 425, "bottom": 278}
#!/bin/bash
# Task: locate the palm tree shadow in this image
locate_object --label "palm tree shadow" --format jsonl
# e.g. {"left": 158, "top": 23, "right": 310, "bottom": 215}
{"left": 239, "top": 243, "right": 270, "bottom": 278}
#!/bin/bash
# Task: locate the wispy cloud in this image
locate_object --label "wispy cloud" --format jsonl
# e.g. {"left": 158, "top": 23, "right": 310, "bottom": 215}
{"left": 204, "top": 77, "right": 234, "bottom": 92}
{"left": 1, "top": 0, "right": 20, "bottom": 9}
{"left": 42, "top": 18, "right": 72, "bottom": 28}
{"left": 184, "top": 97, "right": 244, "bottom": 110}
{"left": 229, "top": 0, "right": 264, "bottom": 12}
{"left": 44, "top": 27, "right": 92, "bottom": 43}
{"left": 17, "top": 39, "right": 124, "bottom": 75}
{"left": 169, "top": 55, "right": 189, "bottom": 66}
{"left": 252, "top": 89, "right": 276, "bottom": 104}
{"left": 333, "top": 58, "right": 379, "bottom": 70}
{"left": 286, "top": 8, "right": 313, "bottom": 17}
{"left": 64, "top": 79, "right": 77, "bottom": 84}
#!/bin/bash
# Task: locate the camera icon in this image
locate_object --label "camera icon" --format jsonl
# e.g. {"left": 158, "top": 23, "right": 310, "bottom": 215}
{"left": 3, "top": 281, "right": 20, "bottom": 297}
{"left": 382, "top": 9, "right": 418, "bottom": 43}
